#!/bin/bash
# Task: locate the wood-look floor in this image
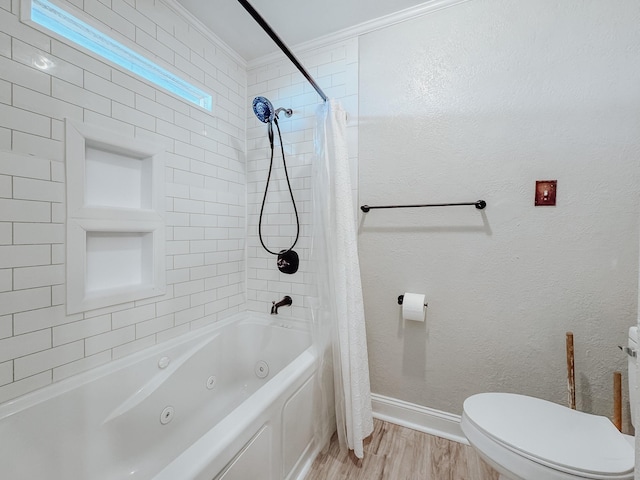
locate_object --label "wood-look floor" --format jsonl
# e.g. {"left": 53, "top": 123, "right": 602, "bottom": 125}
{"left": 306, "top": 419, "right": 500, "bottom": 480}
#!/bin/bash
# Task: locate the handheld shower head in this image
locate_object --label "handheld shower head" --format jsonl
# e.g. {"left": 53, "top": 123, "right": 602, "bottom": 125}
{"left": 253, "top": 96, "right": 274, "bottom": 123}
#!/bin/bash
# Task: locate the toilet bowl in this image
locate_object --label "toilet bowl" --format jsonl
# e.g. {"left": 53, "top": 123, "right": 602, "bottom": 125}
{"left": 461, "top": 327, "right": 636, "bottom": 480}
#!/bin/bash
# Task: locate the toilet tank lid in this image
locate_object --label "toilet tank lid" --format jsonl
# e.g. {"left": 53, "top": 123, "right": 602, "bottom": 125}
{"left": 463, "top": 393, "right": 634, "bottom": 476}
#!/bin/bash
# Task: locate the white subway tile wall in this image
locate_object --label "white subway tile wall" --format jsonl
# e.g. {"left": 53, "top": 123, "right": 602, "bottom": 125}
{"left": 0, "top": 0, "right": 247, "bottom": 403}
{"left": 245, "top": 39, "right": 359, "bottom": 319}
{"left": 0, "top": 0, "right": 359, "bottom": 403}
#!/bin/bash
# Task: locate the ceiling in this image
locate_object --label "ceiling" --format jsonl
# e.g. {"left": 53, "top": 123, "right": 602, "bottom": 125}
{"left": 176, "top": 0, "right": 431, "bottom": 61}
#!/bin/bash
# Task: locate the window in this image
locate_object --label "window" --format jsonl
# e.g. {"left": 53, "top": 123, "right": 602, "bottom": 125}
{"left": 22, "top": 0, "right": 213, "bottom": 111}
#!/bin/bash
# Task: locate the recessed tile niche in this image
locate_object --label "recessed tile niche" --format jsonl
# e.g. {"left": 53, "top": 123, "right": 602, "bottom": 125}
{"left": 65, "top": 120, "right": 165, "bottom": 314}
{"left": 85, "top": 145, "right": 153, "bottom": 210}
{"left": 85, "top": 232, "right": 153, "bottom": 292}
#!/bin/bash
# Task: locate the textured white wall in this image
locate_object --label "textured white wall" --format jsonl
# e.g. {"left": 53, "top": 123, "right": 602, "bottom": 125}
{"left": 358, "top": 0, "right": 640, "bottom": 426}
{"left": 0, "top": 0, "right": 246, "bottom": 403}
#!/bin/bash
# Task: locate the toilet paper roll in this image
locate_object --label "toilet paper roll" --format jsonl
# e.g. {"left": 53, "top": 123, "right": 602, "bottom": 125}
{"left": 402, "top": 293, "right": 426, "bottom": 322}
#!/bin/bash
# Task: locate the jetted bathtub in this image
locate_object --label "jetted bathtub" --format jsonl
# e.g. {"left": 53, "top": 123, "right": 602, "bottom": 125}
{"left": 0, "top": 311, "right": 326, "bottom": 480}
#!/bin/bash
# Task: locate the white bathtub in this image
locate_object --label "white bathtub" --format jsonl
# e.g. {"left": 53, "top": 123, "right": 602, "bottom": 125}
{"left": 0, "top": 311, "right": 329, "bottom": 480}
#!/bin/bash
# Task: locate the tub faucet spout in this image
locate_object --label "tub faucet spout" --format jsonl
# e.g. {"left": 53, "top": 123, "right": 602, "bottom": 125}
{"left": 271, "top": 296, "right": 292, "bottom": 315}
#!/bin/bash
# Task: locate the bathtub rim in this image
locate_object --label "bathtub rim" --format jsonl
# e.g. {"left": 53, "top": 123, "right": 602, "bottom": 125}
{"left": 0, "top": 311, "right": 311, "bottom": 422}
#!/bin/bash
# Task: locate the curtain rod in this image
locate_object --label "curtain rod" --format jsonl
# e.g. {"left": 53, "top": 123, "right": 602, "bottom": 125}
{"left": 237, "top": 0, "right": 328, "bottom": 102}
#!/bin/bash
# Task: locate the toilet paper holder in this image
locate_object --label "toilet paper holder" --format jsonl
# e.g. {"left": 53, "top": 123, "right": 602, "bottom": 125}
{"left": 398, "top": 294, "right": 428, "bottom": 308}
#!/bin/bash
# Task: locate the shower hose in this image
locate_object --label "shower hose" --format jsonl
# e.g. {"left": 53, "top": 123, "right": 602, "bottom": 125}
{"left": 258, "top": 117, "right": 300, "bottom": 255}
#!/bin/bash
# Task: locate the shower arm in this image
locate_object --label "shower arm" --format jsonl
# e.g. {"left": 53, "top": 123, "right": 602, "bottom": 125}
{"left": 237, "top": 0, "right": 328, "bottom": 103}
{"left": 274, "top": 107, "right": 293, "bottom": 118}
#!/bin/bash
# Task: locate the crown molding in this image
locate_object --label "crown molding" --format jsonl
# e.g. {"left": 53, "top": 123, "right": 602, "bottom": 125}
{"left": 160, "top": 0, "right": 248, "bottom": 68}
{"left": 247, "top": 0, "right": 472, "bottom": 69}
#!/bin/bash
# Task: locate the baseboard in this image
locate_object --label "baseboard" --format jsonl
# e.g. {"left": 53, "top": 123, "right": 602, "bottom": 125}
{"left": 371, "top": 393, "right": 469, "bottom": 445}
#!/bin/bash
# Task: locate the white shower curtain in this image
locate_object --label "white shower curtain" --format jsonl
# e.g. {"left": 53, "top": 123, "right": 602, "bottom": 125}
{"left": 311, "top": 99, "right": 373, "bottom": 459}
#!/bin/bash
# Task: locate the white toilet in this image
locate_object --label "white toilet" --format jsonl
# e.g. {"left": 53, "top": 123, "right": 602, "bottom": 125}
{"left": 461, "top": 327, "right": 637, "bottom": 480}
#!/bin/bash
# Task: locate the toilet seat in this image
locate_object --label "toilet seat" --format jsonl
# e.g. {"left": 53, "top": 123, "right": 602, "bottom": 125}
{"left": 462, "top": 393, "right": 634, "bottom": 479}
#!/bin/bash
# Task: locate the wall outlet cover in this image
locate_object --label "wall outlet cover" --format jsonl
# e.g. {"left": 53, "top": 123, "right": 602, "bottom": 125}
{"left": 535, "top": 180, "right": 557, "bottom": 206}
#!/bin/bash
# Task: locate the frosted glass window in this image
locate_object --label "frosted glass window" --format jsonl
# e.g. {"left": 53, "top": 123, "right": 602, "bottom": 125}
{"left": 86, "top": 232, "right": 153, "bottom": 293}
{"left": 25, "top": 0, "right": 212, "bottom": 110}
{"left": 85, "top": 145, "right": 152, "bottom": 210}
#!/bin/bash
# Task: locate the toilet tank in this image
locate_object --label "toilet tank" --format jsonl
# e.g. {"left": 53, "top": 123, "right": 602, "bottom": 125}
{"left": 628, "top": 326, "right": 637, "bottom": 428}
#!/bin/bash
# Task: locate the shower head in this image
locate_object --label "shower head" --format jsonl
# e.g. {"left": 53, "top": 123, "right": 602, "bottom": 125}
{"left": 253, "top": 96, "right": 274, "bottom": 123}
{"left": 252, "top": 97, "right": 293, "bottom": 123}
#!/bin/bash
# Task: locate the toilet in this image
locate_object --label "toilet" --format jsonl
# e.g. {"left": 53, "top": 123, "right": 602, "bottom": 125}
{"left": 461, "top": 327, "right": 637, "bottom": 480}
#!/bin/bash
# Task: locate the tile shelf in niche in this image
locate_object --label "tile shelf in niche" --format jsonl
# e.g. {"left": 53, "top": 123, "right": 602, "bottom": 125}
{"left": 65, "top": 119, "right": 166, "bottom": 314}
{"left": 85, "top": 145, "right": 154, "bottom": 210}
{"left": 85, "top": 231, "right": 153, "bottom": 293}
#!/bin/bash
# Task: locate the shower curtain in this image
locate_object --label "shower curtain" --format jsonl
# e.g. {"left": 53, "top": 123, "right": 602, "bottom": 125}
{"left": 311, "top": 99, "right": 373, "bottom": 459}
